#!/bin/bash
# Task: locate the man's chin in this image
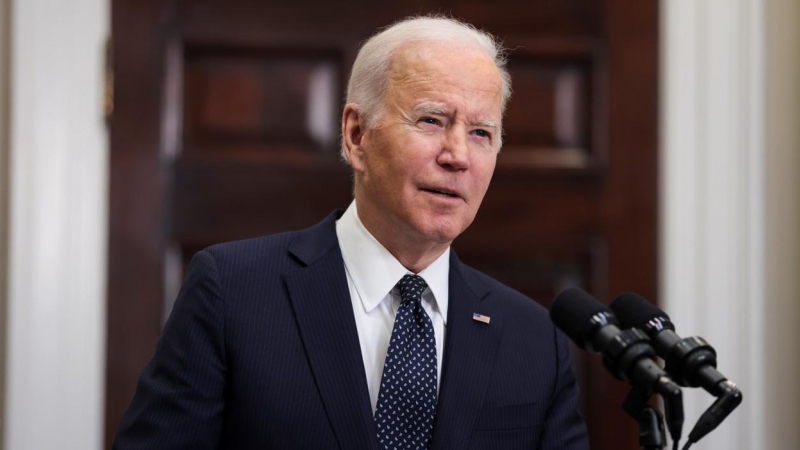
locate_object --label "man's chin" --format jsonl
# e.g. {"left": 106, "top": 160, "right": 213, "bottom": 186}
{"left": 412, "top": 220, "right": 469, "bottom": 246}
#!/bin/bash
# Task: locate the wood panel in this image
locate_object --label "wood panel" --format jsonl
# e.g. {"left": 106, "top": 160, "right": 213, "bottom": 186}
{"left": 108, "top": 1, "right": 658, "bottom": 449}
{"left": 183, "top": 45, "right": 343, "bottom": 155}
{"left": 500, "top": 39, "right": 601, "bottom": 171}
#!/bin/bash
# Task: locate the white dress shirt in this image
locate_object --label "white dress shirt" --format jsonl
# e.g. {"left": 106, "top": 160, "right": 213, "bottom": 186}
{"left": 335, "top": 201, "right": 449, "bottom": 413}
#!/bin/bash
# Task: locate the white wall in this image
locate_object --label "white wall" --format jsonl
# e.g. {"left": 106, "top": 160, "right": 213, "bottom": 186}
{"left": 662, "top": 0, "right": 800, "bottom": 449}
{"left": 0, "top": 0, "right": 10, "bottom": 443}
{"left": 763, "top": 1, "right": 800, "bottom": 448}
{"left": 4, "top": 0, "right": 109, "bottom": 449}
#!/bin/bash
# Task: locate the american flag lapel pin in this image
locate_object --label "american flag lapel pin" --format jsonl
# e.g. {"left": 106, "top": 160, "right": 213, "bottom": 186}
{"left": 472, "top": 313, "right": 491, "bottom": 324}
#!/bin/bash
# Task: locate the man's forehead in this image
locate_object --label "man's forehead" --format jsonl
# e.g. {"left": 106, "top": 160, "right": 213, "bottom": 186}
{"left": 391, "top": 41, "right": 495, "bottom": 75}
{"left": 393, "top": 39, "right": 477, "bottom": 61}
{"left": 386, "top": 43, "right": 502, "bottom": 112}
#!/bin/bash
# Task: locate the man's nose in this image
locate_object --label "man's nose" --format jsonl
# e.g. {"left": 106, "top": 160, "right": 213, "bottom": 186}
{"left": 437, "top": 128, "right": 470, "bottom": 171}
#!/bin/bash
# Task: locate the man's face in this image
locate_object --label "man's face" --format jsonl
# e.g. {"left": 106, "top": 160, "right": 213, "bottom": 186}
{"left": 351, "top": 42, "right": 503, "bottom": 248}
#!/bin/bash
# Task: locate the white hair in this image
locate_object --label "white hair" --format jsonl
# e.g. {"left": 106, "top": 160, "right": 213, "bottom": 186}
{"left": 342, "top": 15, "right": 512, "bottom": 160}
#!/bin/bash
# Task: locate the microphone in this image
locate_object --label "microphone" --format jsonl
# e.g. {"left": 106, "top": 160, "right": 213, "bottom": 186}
{"left": 550, "top": 287, "right": 684, "bottom": 444}
{"left": 609, "top": 293, "right": 742, "bottom": 446}
{"left": 550, "top": 288, "right": 679, "bottom": 395}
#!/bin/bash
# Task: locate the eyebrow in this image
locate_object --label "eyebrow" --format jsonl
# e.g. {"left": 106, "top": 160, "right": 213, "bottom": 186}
{"left": 411, "top": 103, "right": 449, "bottom": 116}
{"left": 411, "top": 102, "right": 500, "bottom": 130}
{"left": 473, "top": 119, "right": 499, "bottom": 130}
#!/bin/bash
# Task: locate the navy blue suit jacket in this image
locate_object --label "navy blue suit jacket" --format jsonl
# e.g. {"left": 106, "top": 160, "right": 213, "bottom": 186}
{"left": 113, "top": 210, "right": 589, "bottom": 449}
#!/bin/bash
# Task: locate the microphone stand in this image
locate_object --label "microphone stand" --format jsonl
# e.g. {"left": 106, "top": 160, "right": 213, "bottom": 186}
{"left": 622, "top": 382, "right": 683, "bottom": 450}
{"left": 623, "top": 384, "right": 666, "bottom": 450}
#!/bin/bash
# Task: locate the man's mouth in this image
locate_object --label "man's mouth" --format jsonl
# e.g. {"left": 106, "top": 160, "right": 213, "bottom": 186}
{"left": 421, "top": 187, "right": 460, "bottom": 198}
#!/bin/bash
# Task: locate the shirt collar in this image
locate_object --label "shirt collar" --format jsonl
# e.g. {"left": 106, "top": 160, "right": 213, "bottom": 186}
{"left": 335, "top": 200, "right": 449, "bottom": 324}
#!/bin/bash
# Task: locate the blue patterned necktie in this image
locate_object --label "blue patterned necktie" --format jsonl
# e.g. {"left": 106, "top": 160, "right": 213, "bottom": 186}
{"left": 374, "top": 274, "right": 438, "bottom": 449}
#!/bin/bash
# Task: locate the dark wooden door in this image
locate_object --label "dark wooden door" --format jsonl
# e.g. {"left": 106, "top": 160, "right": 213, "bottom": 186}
{"left": 107, "top": 1, "right": 658, "bottom": 449}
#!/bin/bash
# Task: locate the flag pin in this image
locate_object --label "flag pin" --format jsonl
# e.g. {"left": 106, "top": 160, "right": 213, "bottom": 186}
{"left": 472, "top": 313, "right": 491, "bottom": 324}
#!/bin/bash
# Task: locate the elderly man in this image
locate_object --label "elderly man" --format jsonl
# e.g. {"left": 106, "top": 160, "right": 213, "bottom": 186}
{"left": 113, "top": 16, "right": 589, "bottom": 450}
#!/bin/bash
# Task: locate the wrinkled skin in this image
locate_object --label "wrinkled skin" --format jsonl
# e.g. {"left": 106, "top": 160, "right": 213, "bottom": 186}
{"left": 342, "top": 41, "right": 503, "bottom": 272}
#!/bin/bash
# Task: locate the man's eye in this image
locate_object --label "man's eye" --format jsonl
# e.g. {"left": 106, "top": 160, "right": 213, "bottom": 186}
{"left": 420, "top": 117, "right": 440, "bottom": 126}
{"left": 473, "top": 129, "right": 491, "bottom": 139}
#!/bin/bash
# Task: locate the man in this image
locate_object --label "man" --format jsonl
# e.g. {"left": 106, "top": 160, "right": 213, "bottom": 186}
{"left": 113, "top": 16, "right": 589, "bottom": 449}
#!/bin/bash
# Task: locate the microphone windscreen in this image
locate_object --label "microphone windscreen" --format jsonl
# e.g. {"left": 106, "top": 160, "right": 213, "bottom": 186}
{"left": 610, "top": 292, "right": 673, "bottom": 331}
{"left": 550, "top": 287, "right": 613, "bottom": 348}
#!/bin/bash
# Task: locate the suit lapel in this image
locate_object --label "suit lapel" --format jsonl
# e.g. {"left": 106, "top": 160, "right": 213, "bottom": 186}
{"left": 284, "top": 212, "right": 378, "bottom": 450}
{"left": 430, "top": 253, "right": 504, "bottom": 449}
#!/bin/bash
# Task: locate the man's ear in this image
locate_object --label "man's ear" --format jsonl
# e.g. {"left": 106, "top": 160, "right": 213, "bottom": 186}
{"left": 341, "top": 104, "right": 367, "bottom": 172}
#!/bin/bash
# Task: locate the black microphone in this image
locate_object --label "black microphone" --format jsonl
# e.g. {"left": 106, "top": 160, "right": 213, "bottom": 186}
{"left": 610, "top": 293, "right": 742, "bottom": 446}
{"left": 549, "top": 287, "right": 682, "bottom": 398}
{"left": 551, "top": 288, "right": 684, "bottom": 444}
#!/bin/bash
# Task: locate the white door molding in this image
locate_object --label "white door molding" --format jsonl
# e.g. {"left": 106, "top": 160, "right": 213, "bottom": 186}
{"left": 662, "top": 0, "right": 800, "bottom": 449}
{"left": 4, "top": 0, "right": 109, "bottom": 449}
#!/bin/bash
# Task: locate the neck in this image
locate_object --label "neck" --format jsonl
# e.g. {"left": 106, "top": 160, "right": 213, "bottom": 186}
{"left": 355, "top": 201, "right": 450, "bottom": 274}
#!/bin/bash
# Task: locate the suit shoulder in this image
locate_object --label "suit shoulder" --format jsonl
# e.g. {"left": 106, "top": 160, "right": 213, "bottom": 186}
{"left": 200, "top": 230, "right": 299, "bottom": 269}
{"left": 200, "top": 210, "right": 342, "bottom": 270}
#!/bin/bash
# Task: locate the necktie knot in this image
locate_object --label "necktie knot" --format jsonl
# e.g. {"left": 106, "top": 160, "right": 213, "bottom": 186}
{"left": 397, "top": 274, "right": 427, "bottom": 305}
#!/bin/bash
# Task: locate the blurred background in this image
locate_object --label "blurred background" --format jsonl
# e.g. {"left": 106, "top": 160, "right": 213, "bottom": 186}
{"left": 0, "top": 0, "right": 797, "bottom": 449}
